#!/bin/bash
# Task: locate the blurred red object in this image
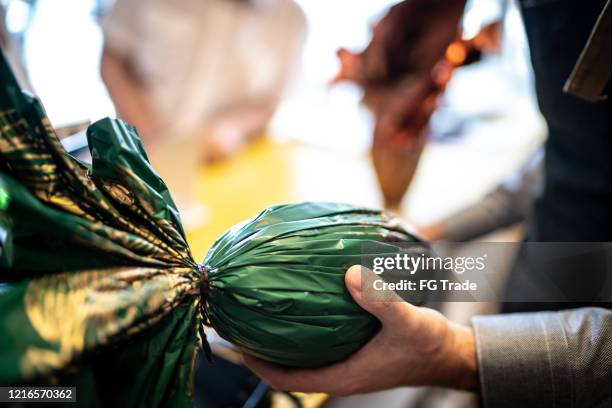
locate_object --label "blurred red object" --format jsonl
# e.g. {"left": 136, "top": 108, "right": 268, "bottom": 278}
{"left": 334, "top": 19, "right": 501, "bottom": 211}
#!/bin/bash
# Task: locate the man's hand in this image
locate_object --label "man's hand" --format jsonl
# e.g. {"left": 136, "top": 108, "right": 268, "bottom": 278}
{"left": 242, "top": 266, "right": 479, "bottom": 396}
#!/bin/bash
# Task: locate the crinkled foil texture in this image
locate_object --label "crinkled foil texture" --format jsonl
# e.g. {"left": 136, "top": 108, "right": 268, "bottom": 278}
{"left": 204, "top": 202, "right": 419, "bottom": 367}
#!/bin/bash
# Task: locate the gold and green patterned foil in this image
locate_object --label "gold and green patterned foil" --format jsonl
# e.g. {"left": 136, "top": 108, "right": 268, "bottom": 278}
{"left": 0, "top": 49, "right": 201, "bottom": 407}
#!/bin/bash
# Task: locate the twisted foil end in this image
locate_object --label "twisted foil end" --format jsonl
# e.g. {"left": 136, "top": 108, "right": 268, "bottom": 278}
{"left": 198, "top": 264, "right": 213, "bottom": 363}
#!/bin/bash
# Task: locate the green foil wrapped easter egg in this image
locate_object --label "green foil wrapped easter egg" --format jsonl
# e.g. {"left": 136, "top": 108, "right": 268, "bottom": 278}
{"left": 203, "top": 202, "right": 421, "bottom": 367}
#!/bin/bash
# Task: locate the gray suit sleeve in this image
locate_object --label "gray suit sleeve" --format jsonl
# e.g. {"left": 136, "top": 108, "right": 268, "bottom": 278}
{"left": 472, "top": 308, "right": 612, "bottom": 407}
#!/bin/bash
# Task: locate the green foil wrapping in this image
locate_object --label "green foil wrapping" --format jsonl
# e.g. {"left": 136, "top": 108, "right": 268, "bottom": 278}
{"left": 0, "top": 49, "right": 424, "bottom": 405}
{"left": 0, "top": 50, "right": 200, "bottom": 407}
{"left": 204, "top": 203, "right": 417, "bottom": 367}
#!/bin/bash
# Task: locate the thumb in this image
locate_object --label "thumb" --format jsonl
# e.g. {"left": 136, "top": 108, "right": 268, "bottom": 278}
{"left": 345, "top": 265, "right": 412, "bottom": 326}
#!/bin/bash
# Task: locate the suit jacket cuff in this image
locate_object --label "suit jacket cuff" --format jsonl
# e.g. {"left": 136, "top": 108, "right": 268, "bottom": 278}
{"left": 472, "top": 311, "right": 573, "bottom": 407}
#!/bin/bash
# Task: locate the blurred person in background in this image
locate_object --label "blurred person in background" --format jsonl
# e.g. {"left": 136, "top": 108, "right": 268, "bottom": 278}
{"left": 100, "top": 0, "right": 305, "bottom": 162}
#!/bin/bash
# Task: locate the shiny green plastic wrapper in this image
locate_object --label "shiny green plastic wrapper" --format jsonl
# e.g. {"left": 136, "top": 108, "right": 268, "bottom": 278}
{"left": 0, "top": 49, "right": 200, "bottom": 407}
{"left": 0, "top": 49, "right": 425, "bottom": 404}
{"left": 203, "top": 203, "right": 417, "bottom": 367}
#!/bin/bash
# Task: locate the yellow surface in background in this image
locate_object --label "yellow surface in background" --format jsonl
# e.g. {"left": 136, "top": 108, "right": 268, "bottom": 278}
{"left": 184, "top": 127, "right": 537, "bottom": 264}
{"left": 185, "top": 137, "right": 381, "bottom": 258}
{"left": 186, "top": 138, "right": 298, "bottom": 258}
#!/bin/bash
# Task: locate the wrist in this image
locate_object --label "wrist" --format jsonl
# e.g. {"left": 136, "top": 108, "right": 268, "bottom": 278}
{"left": 446, "top": 323, "right": 479, "bottom": 391}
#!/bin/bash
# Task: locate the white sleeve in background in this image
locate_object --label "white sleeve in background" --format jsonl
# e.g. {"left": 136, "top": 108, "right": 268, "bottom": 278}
{"left": 100, "top": 0, "right": 146, "bottom": 56}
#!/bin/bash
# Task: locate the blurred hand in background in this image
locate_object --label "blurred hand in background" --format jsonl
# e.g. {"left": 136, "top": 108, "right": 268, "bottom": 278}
{"left": 334, "top": 0, "right": 466, "bottom": 86}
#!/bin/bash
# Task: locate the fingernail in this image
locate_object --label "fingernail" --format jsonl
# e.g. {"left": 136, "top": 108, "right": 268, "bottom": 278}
{"left": 347, "top": 265, "right": 363, "bottom": 293}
